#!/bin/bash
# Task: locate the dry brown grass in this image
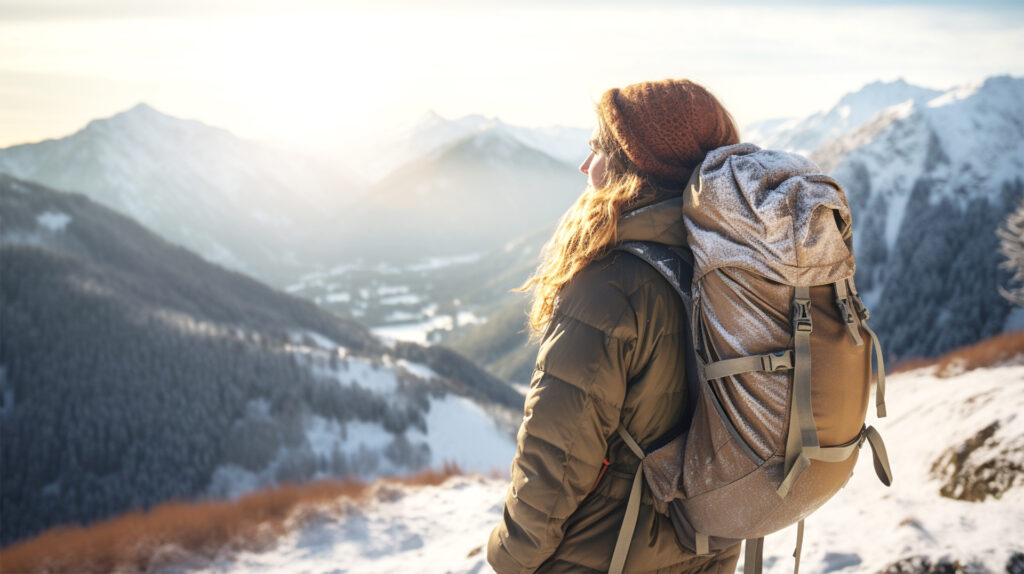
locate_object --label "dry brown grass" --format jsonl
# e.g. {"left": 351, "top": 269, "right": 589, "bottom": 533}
{"left": 0, "top": 464, "right": 463, "bottom": 574}
{"left": 890, "top": 331, "right": 1024, "bottom": 377}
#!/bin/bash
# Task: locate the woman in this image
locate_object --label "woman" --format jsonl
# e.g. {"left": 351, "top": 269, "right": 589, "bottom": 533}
{"left": 487, "top": 79, "right": 742, "bottom": 574}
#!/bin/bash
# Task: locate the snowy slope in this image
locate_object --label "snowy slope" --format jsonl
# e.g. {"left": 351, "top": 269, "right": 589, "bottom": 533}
{"left": 745, "top": 79, "right": 943, "bottom": 154}
{"left": 821, "top": 76, "right": 1023, "bottom": 242}
{"left": 0, "top": 103, "right": 359, "bottom": 284}
{"left": 205, "top": 331, "right": 518, "bottom": 501}
{"left": 152, "top": 359, "right": 1024, "bottom": 574}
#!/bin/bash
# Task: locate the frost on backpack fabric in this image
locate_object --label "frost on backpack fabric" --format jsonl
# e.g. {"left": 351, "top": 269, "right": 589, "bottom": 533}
{"left": 684, "top": 142, "right": 856, "bottom": 286}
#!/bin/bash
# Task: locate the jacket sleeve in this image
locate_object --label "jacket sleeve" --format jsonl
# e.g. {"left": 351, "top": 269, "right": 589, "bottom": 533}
{"left": 487, "top": 274, "right": 637, "bottom": 573}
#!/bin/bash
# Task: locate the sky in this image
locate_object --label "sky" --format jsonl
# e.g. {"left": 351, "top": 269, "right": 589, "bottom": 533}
{"left": 1, "top": 0, "right": 1022, "bottom": 158}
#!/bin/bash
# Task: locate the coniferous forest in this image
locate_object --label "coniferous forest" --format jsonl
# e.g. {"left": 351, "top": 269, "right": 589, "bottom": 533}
{"left": 0, "top": 175, "right": 522, "bottom": 546}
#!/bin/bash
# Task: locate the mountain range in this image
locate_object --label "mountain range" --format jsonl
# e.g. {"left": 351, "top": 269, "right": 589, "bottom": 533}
{"left": 353, "top": 110, "right": 590, "bottom": 182}
{"left": 745, "top": 78, "right": 944, "bottom": 154}
{"left": 323, "top": 127, "right": 581, "bottom": 262}
{"left": 0, "top": 105, "right": 590, "bottom": 284}
{"left": 0, "top": 104, "right": 363, "bottom": 285}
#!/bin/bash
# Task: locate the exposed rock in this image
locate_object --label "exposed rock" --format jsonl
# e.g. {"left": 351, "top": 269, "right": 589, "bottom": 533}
{"left": 876, "top": 555, "right": 977, "bottom": 574}
{"left": 1006, "top": 552, "right": 1024, "bottom": 574}
{"left": 930, "top": 420, "right": 1024, "bottom": 502}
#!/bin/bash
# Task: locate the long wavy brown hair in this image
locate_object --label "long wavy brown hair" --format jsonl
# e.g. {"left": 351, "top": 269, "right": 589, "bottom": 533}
{"left": 518, "top": 113, "right": 653, "bottom": 338}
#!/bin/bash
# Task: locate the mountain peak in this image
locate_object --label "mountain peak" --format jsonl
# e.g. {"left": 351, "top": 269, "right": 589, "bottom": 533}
{"left": 126, "top": 101, "right": 160, "bottom": 115}
{"left": 107, "top": 102, "right": 178, "bottom": 125}
{"left": 835, "top": 78, "right": 942, "bottom": 111}
{"left": 80, "top": 101, "right": 234, "bottom": 145}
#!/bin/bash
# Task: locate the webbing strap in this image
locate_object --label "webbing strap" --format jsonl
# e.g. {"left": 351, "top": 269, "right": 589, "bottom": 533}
{"left": 702, "top": 349, "right": 794, "bottom": 381}
{"left": 864, "top": 425, "right": 894, "bottom": 486}
{"left": 609, "top": 426, "right": 645, "bottom": 574}
{"left": 781, "top": 425, "right": 890, "bottom": 500}
{"left": 743, "top": 537, "right": 764, "bottom": 574}
{"left": 696, "top": 533, "right": 710, "bottom": 555}
{"left": 833, "top": 280, "right": 864, "bottom": 346}
{"left": 793, "top": 519, "right": 805, "bottom": 574}
{"left": 863, "top": 321, "right": 887, "bottom": 418}
{"left": 779, "top": 286, "right": 818, "bottom": 498}
{"left": 846, "top": 277, "right": 887, "bottom": 418}
{"left": 803, "top": 431, "right": 862, "bottom": 463}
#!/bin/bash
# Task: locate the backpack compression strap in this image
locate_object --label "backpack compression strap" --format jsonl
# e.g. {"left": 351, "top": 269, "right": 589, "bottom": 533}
{"left": 778, "top": 286, "right": 819, "bottom": 497}
{"left": 609, "top": 425, "right": 645, "bottom": 574}
{"left": 845, "top": 277, "right": 887, "bottom": 418}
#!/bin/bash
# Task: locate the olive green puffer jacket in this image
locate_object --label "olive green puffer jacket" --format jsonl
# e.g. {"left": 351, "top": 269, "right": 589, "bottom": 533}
{"left": 487, "top": 194, "right": 741, "bottom": 574}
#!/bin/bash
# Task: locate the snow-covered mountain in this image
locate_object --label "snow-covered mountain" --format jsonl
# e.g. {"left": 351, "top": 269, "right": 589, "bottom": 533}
{"left": 356, "top": 110, "right": 590, "bottom": 182}
{"left": 325, "top": 125, "right": 582, "bottom": 262}
{"left": 745, "top": 79, "right": 943, "bottom": 153}
{"left": 0, "top": 103, "right": 361, "bottom": 285}
{"left": 818, "top": 76, "right": 1023, "bottom": 248}
{"left": 125, "top": 345, "right": 1024, "bottom": 574}
{"left": 808, "top": 76, "right": 1023, "bottom": 362}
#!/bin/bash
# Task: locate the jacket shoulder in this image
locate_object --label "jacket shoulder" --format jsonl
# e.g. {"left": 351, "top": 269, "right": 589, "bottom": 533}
{"left": 555, "top": 249, "right": 679, "bottom": 341}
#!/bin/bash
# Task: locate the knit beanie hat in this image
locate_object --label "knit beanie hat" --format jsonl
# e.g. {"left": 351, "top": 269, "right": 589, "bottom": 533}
{"left": 598, "top": 79, "right": 739, "bottom": 186}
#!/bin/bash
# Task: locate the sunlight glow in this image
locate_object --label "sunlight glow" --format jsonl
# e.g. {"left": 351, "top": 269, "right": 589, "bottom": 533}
{"left": 0, "top": 2, "right": 1021, "bottom": 155}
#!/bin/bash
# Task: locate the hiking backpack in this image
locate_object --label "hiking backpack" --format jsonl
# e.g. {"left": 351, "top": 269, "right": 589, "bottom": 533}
{"left": 610, "top": 143, "right": 893, "bottom": 574}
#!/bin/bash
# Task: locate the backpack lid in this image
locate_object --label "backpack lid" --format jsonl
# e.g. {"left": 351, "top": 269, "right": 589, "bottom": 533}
{"left": 683, "top": 143, "right": 856, "bottom": 286}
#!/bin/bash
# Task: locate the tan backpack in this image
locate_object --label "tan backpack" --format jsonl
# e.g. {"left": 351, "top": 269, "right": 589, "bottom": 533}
{"left": 612, "top": 143, "right": 893, "bottom": 574}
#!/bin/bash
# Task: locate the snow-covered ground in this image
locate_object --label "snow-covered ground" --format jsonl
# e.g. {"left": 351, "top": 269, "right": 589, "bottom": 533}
{"left": 168, "top": 476, "right": 503, "bottom": 574}
{"left": 372, "top": 311, "right": 483, "bottom": 345}
{"left": 163, "top": 361, "right": 1024, "bottom": 573}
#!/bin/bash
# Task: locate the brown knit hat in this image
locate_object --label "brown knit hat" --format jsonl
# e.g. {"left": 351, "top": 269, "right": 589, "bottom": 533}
{"left": 598, "top": 79, "right": 739, "bottom": 186}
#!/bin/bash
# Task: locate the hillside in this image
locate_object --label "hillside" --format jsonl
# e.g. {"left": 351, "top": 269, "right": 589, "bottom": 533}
{"left": 0, "top": 174, "right": 520, "bottom": 546}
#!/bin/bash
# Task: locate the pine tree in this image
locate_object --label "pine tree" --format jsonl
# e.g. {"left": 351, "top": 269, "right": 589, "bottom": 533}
{"left": 998, "top": 199, "right": 1024, "bottom": 306}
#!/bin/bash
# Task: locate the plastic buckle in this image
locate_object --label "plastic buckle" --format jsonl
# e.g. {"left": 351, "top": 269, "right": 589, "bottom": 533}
{"left": 760, "top": 351, "right": 793, "bottom": 372}
{"left": 836, "top": 298, "right": 857, "bottom": 325}
{"left": 793, "top": 299, "right": 813, "bottom": 333}
{"left": 850, "top": 294, "right": 871, "bottom": 321}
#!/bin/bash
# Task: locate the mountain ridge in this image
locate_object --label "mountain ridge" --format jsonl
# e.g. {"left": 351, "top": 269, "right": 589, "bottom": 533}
{"left": 0, "top": 103, "right": 361, "bottom": 286}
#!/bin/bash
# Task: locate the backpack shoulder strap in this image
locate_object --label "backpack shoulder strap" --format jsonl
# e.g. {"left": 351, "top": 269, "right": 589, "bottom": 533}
{"left": 616, "top": 240, "right": 694, "bottom": 300}
{"left": 615, "top": 240, "right": 699, "bottom": 432}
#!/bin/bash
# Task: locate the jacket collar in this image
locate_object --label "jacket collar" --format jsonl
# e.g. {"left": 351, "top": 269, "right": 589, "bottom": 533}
{"left": 617, "top": 185, "right": 686, "bottom": 246}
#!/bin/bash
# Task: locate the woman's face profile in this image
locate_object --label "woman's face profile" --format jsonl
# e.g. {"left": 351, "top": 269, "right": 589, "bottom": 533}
{"left": 579, "top": 130, "right": 608, "bottom": 189}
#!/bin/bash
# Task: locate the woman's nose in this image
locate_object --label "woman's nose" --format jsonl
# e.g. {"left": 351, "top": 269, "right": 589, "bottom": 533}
{"left": 579, "top": 152, "right": 594, "bottom": 175}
